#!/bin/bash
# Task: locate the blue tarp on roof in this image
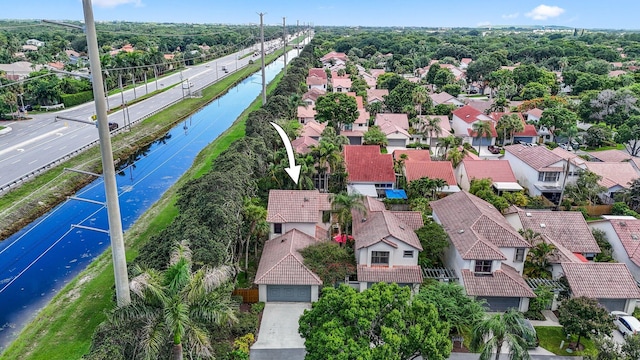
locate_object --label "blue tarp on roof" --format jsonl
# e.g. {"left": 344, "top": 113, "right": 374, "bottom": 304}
{"left": 385, "top": 189, "right": 407, "bottom": 199}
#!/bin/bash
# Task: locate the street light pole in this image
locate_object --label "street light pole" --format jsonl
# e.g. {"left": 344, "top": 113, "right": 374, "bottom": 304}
{"left": 259, "top": 12, "right": 267, "bottom": 105}
{"left": 82, "top": 0, "right": 131, "bottom": 306}
{"left": 282, "top": 17, "right": 287, "bottom": 74}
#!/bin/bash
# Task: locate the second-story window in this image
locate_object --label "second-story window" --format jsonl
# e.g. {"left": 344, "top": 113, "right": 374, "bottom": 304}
{"left": 274, "top": 223, "right": 282, "bottom": 234}
{"left": 371, "top": 251, "right": 390, "bottom": 265}
{"left": 514, "top": 248, "right": 525, "bottom": 262}
{"left": 403, "top": 250, "right": 414, "bottom": 258}
{"left": 538, "top": 172, "right": 559, "bottom": 182}
{"left": 474, "top": 260, "right": 492, "bottom": 274}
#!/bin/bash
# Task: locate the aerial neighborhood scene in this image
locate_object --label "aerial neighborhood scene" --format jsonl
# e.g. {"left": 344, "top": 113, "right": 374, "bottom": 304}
{"left": 7, "top": 0, "right": 640, "bottom": 359}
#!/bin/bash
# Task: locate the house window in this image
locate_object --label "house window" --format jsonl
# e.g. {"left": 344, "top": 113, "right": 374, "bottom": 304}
{"left": 371, "top": 251, "right": 390, "bottom": 265}
{"left": 403, "top": 250, "right": 414, "bottom": 258}
{"left": 514, "top": 248, "right": 525, "bottom": 262}
{"left": 474, "top": 260, "right": 492, "bottom": 274}
{"left": 538, "top": 172, "right": 559, "bottom": 182}
{"left": 584, "top": 253, "right": 595, "bottom": 261}
{"left": 273, "top": 223, "right": 282, "bottom": 234}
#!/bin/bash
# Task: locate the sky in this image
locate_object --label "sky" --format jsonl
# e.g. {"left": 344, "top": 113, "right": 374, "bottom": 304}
{"left": 3, "top": 0, "right": 640, "bottom": 30}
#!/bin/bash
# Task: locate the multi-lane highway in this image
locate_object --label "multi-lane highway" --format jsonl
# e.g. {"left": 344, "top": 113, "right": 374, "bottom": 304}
{"left": 0, "top": 35, "right": 307, "bottom": 193}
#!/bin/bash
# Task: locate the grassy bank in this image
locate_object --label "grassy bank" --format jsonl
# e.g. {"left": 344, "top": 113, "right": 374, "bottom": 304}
{"left": 0, "top": 52, "right": 282, "bottom": 241}
{"left": 0, "top": 59, "right": 284, "bottom": 360}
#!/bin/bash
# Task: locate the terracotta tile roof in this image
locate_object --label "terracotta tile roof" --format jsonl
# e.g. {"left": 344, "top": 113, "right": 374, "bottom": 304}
{"left": 306, "top": 75, "right": 326, "bottom": 86}
{"left": 378, "top": 121, "right": 410, "bottom": 137}
{"left": 542, "top": 234, "right": 584, "bottom": 264}
{"left": 364, "top": 196, "right": 387, "bottom": 212}
{"left": 303, "top": 88, "right": 326, "bottom": 102}
{"left": 375, "top": 113, "right": 409, "bottom": 130}
{"left": 355, "top": 108, "right": 370, "bottom": 125}
{"left": 430, "top": 191, "right": 530, "bottom": 260}
{"left": 526, "top": 108, "right": 544, "bottom": 118}
{"left": 588, "top": 149, "right": 632, "bottom": 163}
{"left": 320, "top": 51, "right": 348, "bottom": 63}
{"left": 300, "top": 120, "right": 326, "bottom": 138}
{"left": 340, "top": 130, "right": 365, "bottom": 138}
{"left": 352, "top": 210, "right": 423, "bottom": 251}
{"left": 610, "top": 218, "right": 640, "bottom": 267}
{"left": 562, "top": 262, "right": 640, "bottom": 299}
{"left": 504, "top": 144, "right": 564, "bottom": 171}
{"left": 331, "top": 71, "right": 349, "bottom": 79}
{"left": 461, "top": 58, "right": 473, "bottom": 64}
{"left": 346, "top": 93, "right": 365, "bottom": 109}
{"left": 332, "top": 77, "right": 352, "bottom": 89}
{"left": 297, "top": 105, "right": 316, "bottom": 119}
{"left": 393, "top": 149, "right": 431, "bottom": 162}
{"left": 462, "top": 264, "right": 535, "bottom": 297}
{"left": 367, "top": 88, "right": 389, "bottom": 103}
{"left": 343, "top": 145, "right": 395, "bottom": 183}
{"left": 291, "top": 136, "right": 318, "bottom": 155}
{"left": 429, "top": 92, "right": 455, "bottom": 105}
{"left": 266, "top": 190, "right": 331, "bottom": 223}
{"left": 453, "top": 105, "right": 484, "bottom": 124}
{"left": 609, "top": 70, "right": 627, "bottom": 77}
{"left": 390, "top": 211, "right": 424, "bottom": 230}
{"left": 462, "top": 160, "right": 517, "bottom": 183}
{"left": 370, "top": 69, "right": 386, "bottom": 78}
{"left": 254, "top": 229, "right": 322, "bottom": 285}
{"left": 551, "top": 147, "right": 587, "bottom": 166}
{"left": 308, "top": 68, "right": 327, "bottom": 79}
{"left": 517, "top": 209, "right": 601, "bottom": 254}
{"left": 585, "top": 162, "right": 639, "bottom": 189}
{"left": 357, "top": 265, "right": 423, "bottom": 284}
{"left": 405, "top": 161, "right": 457, "bottom": 185}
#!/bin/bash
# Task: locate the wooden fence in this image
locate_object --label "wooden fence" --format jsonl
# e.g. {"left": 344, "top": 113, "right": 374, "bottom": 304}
{"left": 571, "top": 205, "right": 613, "bottom": 217}
{"left": 232, "top": 288, "right": 259, "bottom": 303}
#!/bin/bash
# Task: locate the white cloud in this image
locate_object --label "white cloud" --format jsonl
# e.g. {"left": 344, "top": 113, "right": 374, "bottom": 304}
{"left": 92, "top": 0, "right": 143, "bottom": 8}
{"left": 477, "top": 21, "right": 491, "bottom": 27}
{"left": 526, "top": 4, "right": 565, "bottom": 20}
{"left": 502, "top": 12, "right": 519, "bottom": 20}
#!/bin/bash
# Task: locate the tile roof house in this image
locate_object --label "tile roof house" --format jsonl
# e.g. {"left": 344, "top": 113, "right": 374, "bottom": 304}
{"left": 561, "top": 262, "right": 640, "bottom": 313}
{"left": 320, "top": 51, "right": 348, "bottom": 65}
{"left": 456, "top": 159, "right": 523, "bottom": 192}
{"left": 302, "top": 88, "right": 326, "bottom": 107}
{"left": 291, "top": 136, "right": 318, "bottom": 155}
{"left": 300, "top": 120, "right": 326, "bottom": 140}
{"left": 306, "top": 75, "right": 327, "bottom": 91}
{"left": 351, "top": 197, "right": 424, "bottom": 292}
{"left": 332, "top": 77, "right": 352, "bottom": 93}
{"left": 297, "top": 105, "right": 316, "bottom": 125}
{"left": 266, "top": 190, "right": 332, "bottom": 240}
{"left": 430, "top": 191, "right": 535, "bottom": 311}
{"left": 404, "top": 161, "right": 460, "bottom": 193}
{"left": 429, "top": 92, "right": 464, "bottom": 108}
{"left": 505, "top": 208, "right": 600, "bottom": 278}
{"left": 375, "top": 113, "right": 411, "bottom": 150}
{"left": 588, "top": 149, "right": 632, "bottom": 163}
{"left": 344, "top": 145, "right": 395, "bottom": 197}
{"left": 254, "top": 229, "right": 322, "bottom": 302}
{"left": 451, "top": 105, "right": 497, "bottom": 151}
{"left": 590, "top": 216, "right": 640, "bottom": 285}
{"left": 366, "top": 88, "right": 388, "bottom": 104}
{"left": 393, "top": 149, "right": 432, "bottom": 162}
{"left": 503, "top": 144, "right": 578, "bottom": 203}
{"left": 308, "top": 68, "right": 327, "bottom": 80}
{"left": 460, "top": 58, "right": 473, "bottom": 69}
{"left": 584, "top": 162, "right": 639, "bottom": 201}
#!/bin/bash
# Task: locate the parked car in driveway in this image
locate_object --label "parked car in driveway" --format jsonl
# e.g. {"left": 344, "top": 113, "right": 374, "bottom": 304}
{"left": 612, "top": 311, "right": 640, "bottom": 336}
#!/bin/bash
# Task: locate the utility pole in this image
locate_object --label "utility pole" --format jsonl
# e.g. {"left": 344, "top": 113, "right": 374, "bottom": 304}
{"left": 282, "top": 17, "right": 287, "bottom": 74}
{"left": 259, "top": 12, "right": 266, "bottom": 105}
{"left": 297, "top": 20, "right": 300, "bottom": 56}
{"left": 82, "top": 0, "right": 131, "bottom": 306}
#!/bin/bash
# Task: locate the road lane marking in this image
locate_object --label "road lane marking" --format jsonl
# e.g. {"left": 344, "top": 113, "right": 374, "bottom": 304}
{"left": 0, "top": 128, "right": 66, "bottom": 157}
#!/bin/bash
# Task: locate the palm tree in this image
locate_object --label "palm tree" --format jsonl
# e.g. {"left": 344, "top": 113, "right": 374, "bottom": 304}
{"left": 437, "top": 135, "right": 462, "bottom": 160}
{"left": 489, "top": 96, "right": 510, "bottom": 113}
{"left": 412, "top": 86, "right": 429, "bottom": 116}
{"left": 419, "top": 116, "right": 443, "bottom": 147}
{"left": 472, "top": 121, "right": 493, "bottom": 155}
{"left": 110, "top": 242, "right": 237, "bottom": 360}
{"left": 496, "top": 114, "right": 523, "bottom": 145}
{"left": 241, "top": 198, "right": 267, "bottom": 271}
{"left": 446, "top": 147, "right": 466, "bottom": 168}
{"left": 288, "top": 93, "right": 305, "bottom": 120}
{"left": 471, "top": 309, "right": 535, "bottom": 360}
{"left": 520, "top": 229, "right": 556, "bottom": 279}
{"left": 330, "top": 192, "right": 367, "bottom": 236}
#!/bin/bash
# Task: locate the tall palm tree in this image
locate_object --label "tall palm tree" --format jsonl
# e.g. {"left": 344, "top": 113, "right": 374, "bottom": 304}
{"left": 420, "top": 116, "right": 443, "bottom": 148}
{"left": 241, "top": 197, "right": 267, "bottom": 271}
{"left": 496, "top": 114, "right": 523, "bottom": 145}
{"left": 472, "top": 121, "right": 493, "bottom": 155}
{"left": 330, "top": 192, "right": 367, "bottom": 236}
{"left": 110, "top": 242, "right": 237, "bottom": 360}
{"left": 437, "top": 135, "right": 462, "bottom": 160}
{"left": 471, "top": 309, "right": 535, "bottom": 360}
{"left": 412, "top": 86, "right": 429, "bottom": 116}
{"left": 520, "top": 229, "right": 556, "bottom": 279}
{"left": 446, "top": 147, "right": 466, "bottom": 168}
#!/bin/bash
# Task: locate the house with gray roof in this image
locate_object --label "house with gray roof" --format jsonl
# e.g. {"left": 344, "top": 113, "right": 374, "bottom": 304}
{"left": 351, "top": 197, "right": 424, "bottom": 292}
{"left": 590, "top": 216, "right": 640, "bottom": 285}
{"left": 430, "top": 191, "right": 535, "bottom": 312}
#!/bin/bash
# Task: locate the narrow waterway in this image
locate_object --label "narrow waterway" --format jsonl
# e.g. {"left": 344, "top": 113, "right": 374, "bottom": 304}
{"left": 0, "top": 58, "right": 285, "bottom": 351}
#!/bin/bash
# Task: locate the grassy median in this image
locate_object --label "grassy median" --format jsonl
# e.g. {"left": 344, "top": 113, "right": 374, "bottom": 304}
{"left": 0, "top": 57, "right": 285, "bottom": 360}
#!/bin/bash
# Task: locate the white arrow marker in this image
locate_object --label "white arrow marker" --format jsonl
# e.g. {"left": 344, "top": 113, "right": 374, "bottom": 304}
{"left": 270, "top": 122, "right": 301, "bottom": 184}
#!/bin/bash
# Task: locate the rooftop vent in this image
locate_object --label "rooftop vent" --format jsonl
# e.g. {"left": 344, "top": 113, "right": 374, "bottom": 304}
{"left": 633, "top": 234, "right": 639, "bottom": 241}
{"left": 525, "top": 212, "right": 532, "bottom": 217}
{"left": 620, "top": 221, "right": 627, "bottom": 227}
{"left": 303, "top": 197, "right": 309, "bottom": 202}
{"left": 540, "top": 223, "right": 546, "bottom": 228}
{"left": 458, "top": 229, "right": 465, "bottom": 234}
{"left": 399, "top": 225, "right": 405, "bottom": 230}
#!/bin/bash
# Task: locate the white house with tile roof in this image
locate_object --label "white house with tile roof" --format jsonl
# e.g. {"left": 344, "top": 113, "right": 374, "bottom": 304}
{"left": 456, "top": 160, "right": 523, "bottom": 193}
{"left": 254, "top": 229, "right": 323, "bottom": 302}
{"left": 451, "top": 105, "right": 497, "bottom": 148}
{"left": 266, "top": 190, "right": 332, "bottom": 240}
{"left": 590, "top": 216, "right": 640, "bottom": 284}
{"left": 351, "top": 197, "right": 424, "bottom": 292}
{"left": 505, "top": 208, "right": 601, "bottom": 278}
{"left": 503, "top": 144, "right": 580, "bottom": 203}
{"left": 561, "top": 262, "right": 640, "bottom": 313}
{"left": 430, "top": 191, "right": 535, "bottom": 312}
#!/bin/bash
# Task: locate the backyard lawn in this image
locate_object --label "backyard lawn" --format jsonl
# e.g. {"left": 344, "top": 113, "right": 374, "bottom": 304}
{"left": 536, "top": 326, "right": 597, "bottom": 357}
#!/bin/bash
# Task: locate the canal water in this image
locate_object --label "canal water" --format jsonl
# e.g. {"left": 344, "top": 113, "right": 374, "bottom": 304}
{"left": 0, "top": 58, "right": 285, "bottom": 351}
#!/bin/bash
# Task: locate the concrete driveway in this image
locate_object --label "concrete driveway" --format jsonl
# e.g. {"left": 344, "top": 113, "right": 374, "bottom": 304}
{"left": 250, "top": 302, "right": 310, "bottom": 360}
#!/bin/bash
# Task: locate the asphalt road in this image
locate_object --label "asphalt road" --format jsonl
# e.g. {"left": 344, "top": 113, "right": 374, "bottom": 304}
{"left": 0, "top": 34, "right": 309, "bottom": 193}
